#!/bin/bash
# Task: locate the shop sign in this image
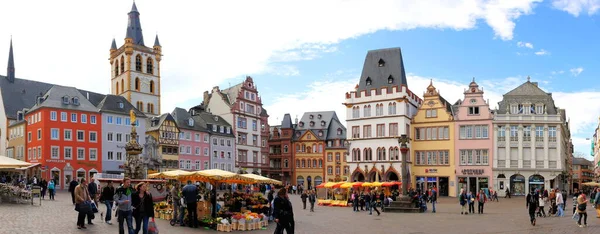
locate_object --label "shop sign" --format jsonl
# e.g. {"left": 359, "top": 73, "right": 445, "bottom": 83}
{"left": 45, "top": 159, "right": 65, "bottom": 163}
{"left": 461, "top": 169, "right": 484, "bottom": 175}
{"left": 425, "top": 169, "right": 438, "bottom": 173}
{"left": 478, "top": 178, "right": 488, "bottom": 183}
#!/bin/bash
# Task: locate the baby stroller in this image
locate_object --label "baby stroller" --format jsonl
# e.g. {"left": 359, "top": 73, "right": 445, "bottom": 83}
{"left": 419, "top": 196, "right": 427, "bottom": 212}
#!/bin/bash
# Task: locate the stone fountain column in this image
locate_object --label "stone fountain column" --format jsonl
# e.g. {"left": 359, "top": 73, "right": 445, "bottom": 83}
{"left": 125, "top": 110, "right": 144, "bottom": 179}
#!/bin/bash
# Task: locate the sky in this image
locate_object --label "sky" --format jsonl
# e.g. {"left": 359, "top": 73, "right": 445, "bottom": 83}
{"left": 0, "top": 0, "right": 599, "bottom": 160}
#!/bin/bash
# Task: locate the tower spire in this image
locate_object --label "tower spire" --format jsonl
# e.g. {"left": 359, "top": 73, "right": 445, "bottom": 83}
{"left": 153, "top": 34, "right": 161, "bottom": 47}
{"left": 7, "top": 38, "right": 15, "bottom": 83}
{"left": 110, "top": 38, "right": 117, "bottom": 50}
{"left": 125, "top": 2, "right": 144, "bottom": 45}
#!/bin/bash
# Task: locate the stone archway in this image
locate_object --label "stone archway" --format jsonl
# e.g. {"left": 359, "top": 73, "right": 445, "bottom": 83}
{"left": 387, "top": 171, "right": 400, "bottom": 181}
{"left": 351, "top": 171, "right": 365, "bottom": 182}
{"left": 367, "top": 171, "right": 382, "bottom": 182}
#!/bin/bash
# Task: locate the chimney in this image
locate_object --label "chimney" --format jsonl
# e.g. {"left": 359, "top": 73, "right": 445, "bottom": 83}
{"left": 86, "top": 92, "right": 90, "bottom": 100}
{"left": 295, "top": 116, "right": 298, "bottom": 125}
{"left": 203, "top": 91, "right": 209, "bottom": 104}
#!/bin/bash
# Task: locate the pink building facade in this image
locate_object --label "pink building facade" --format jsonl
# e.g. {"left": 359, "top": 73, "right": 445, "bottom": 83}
{"left": 453, "top": 80, "right": 494, "bottom": 195}
{"left": 172, "top": 108, "right": 211, "bottom": 171}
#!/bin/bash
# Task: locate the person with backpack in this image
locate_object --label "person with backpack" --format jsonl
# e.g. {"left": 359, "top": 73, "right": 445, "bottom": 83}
{"left": 476, "top": 189, "right": 487, "bottom": 214}
{"left": 526, "top": 189, "right": 539, "bottom": 226}
{"left": 575, "top": 193, "right": 588, "bottom": 227}
{"left": 114, "top": 177, "right": 134, "bottom": 234}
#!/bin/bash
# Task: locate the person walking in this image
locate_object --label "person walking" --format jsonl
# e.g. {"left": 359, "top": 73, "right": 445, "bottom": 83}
{"left": 556, "top": 189, "right": 564, "bottom": 217}
{"left": 86, "top": 178, "right": 98, "bottom": 225}
{"left": 572, "top": 188, "right": 581, "bottom": 215}
{"left": 576, "top": 193, "right": 588, "bottom": 227}
{"left": 132, "top": 182, "right": 154, "bottom": 234}
{"left": 75, "top": 178, "right": 92, "bottom": 229}
{"left": 300, "top": 191, "right": 308, "bottom": 210}
{"left": 459, "top": 189, "right": 468, "bottom": 215}
{"left": 364, "top": 191, "right": 372, "bottom": 214}
{"left": 505, "top": 188, "right": 511, "bottom": 198}
{"left": 48, "top": 179, "right": 55, "bottom": 200}
{"left": 101, "top": 180, "right": 115, "bottom": 224}
{"left": 537, "top": 193, "right": 546, "bottom": 218}
{"left": 476, "top": 189, "right": 486, "bottom": 214}
{"left": 170, "top": 183, "right": 181, "bottom": 225}
{"left": 352, "top": 191, "right": 359, "bottom": 212}
{"left": 467, "top": 191, "right": 475, "bottom": 214}
{"left": 308, "top": 190, "right": 316, "bottom": 212}
{"left": 69, "top": 178, "right": 79, "bottom": 205}
{"left": 182, "top": 180, "right": 199, "bottom": 228}
{"left": 273, "top": 188, "right": 295, "bottom": 234}
{"left": 431, "top": 186, "right": 437, "bottom": 213}
{"left": 594, "top": 187, "right": 600, "bottom": 218}
{"left": 369, "top": 191, "right": 380, "bottom": 216}
{"left": 40, "top": 179, "right": 47, "bottom": 199}
{"left": 114, "top": 177, "right": 134, "bottom": 234}
{"left": 526, "top": 189, "right": 539, "bottom": 226}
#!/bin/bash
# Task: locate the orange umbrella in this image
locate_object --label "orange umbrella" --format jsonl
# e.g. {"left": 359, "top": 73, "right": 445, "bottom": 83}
{"left": 352, "top": 182, "right": 364, "bottom": 187}
{"left": 316, "top": 183, "right": 325, "bottom": 188}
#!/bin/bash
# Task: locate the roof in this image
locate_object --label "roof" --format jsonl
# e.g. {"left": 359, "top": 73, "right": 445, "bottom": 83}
{"left": 220, "top": 83, "right": 242, "bottom": 105}
{"left": 281, "top": 114, "right": 293, "bottom": 128}
{"left": 126, "top": 2, "right": 145, "bottom": 46}
{"left": 260, "top": 107, "right": 269, "bottom": 117}
{"left": 573, "top": 157, "right": 593, "bottom": 166}
{"left": 154, "top": 35, "right": 161, "bottom": 47}
{"left": 110, "top": 39, "right": 117, "bottom": 50}
{"left": 97, "top": 95, "right": 146, "bottom": 118}
{"left": 195, "top": 111, "right": 234, "bottom": 137}
{"left": 29, "top": 85, "right": 98, "bottom": 113}
{"left": 146, "top": 113, "right": 177, "bottom": 132}
{"left": 171, "top": 107, "right": 207, "bottom": 132}
{"left": 496, "top": 79, "right": 558, "bottom": 115}
{"left": 294, "top": 111, "right": 345, "bottom": 141}
{"left": 356, "top": 48, "right": 408, "bottom": 93}
{"left": 7, "top": 39, "right": 14, "bottom": 82}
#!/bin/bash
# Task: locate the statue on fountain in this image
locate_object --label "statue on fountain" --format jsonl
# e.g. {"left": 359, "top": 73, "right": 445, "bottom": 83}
{"left": 124, "top": 109, "right": 144, "bottom": 179}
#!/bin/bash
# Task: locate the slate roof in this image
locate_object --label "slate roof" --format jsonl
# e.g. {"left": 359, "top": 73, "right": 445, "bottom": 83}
{"left": 260, "top": 107, "right": 269, "bottom": 117}
{"left": 146, "top": 113, "right": 177, "bottom": 132}
{"left": 110, "top": 39, "right": 117, "bottom": 50}
{"left": 356, "top": 48, "right": 408, "bottom": 93}
{"left": 7, "top": 39, "right": 15, "bottom": 82}
{"left": 154, "top": 35, "right": 161, "bottom": 47}
{"left": 294, "top": 111, "right": 345, "bottom": 141}
{"left": 573, "top": 157, "right": 593, "bottom": 166}
{"left": 97, "top": 94, "right": 145, "bottom": 118}
{"left": 171, "top": 107, "right": 207, "bottom": 132}
{"left": 29, "top": 85, "right": 98, "bottom": 113}
{"left": 281, "top": 114, "right": 293, "bottom": 129}
{"left": 220, "top": 83, "right": 242, "bottom": 105}
{"left": 195, "top": 111, "right": 234, "bottom": 137}
{"left": 126, "top": 2, "right": 145, "bottom": 46}
{"left": 496, "top": 79, "right": 558, "bottom": 115}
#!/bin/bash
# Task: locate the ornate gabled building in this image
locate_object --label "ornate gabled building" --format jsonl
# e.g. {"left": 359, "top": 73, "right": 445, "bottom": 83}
{"left": 109, "top": 2, "right": 162, "bottom": 116}
{"left": 266, "top": 114, "right": 295, "bottom": 185}
{"left": 146, "top": 113, "right": 180, "bottom": 171}
{"left": 493, "top": 77, "right": 571, "bottom": 196}
{"left": 201, "top": 76, "right": 269, "bottom": 175}
{"left": 343, "top": 48, "right": 422, "bottom": 184}
{"left": 453, "top": 79, "right": 494, "bottom": 195}
{"left": 171, "top": 107, "right": 210, "bottom": 171}
{"left": 411, "top": 81, "right": 456, "bottom": 197}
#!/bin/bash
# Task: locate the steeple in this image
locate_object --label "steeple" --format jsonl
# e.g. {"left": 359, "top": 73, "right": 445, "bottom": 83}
{"left": 153, "top": 34, "right": 161, "bottom": 47}
{"left": 7, "top": 38, "right": 15, "bottom": 83}
{"left": 110, "top": 38, "right": 117, "bottom": 50}
{"left": 125, "top": 2, "right": 144, "bottom": 46}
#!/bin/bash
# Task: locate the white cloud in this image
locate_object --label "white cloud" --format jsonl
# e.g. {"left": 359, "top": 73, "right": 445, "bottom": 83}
{"left": 264, "top": 65, "right": 300, "bottom": 77}
{"left": 517, "top": 41, "right": 534, "bottom": 49}
{"left": 265, "top": 74, "right": 600, "bottom": 154}
{"left": 551, "top": 70, "right": 565, "bottom": 75}
{"left": 0, "top": 0, "right": 542, "bottom": 112}
{"left": 570, "top": 67, "right": 584, "bottom": 76}
{"left": 552, "top": 0, "right": 600, "bottom": 16}
{"left": 535, "top": 49, "right": 550, "bottom": 55}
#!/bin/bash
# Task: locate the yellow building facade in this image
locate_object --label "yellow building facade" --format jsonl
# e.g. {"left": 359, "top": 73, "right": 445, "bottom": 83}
{"left": 325, "top": 148, "right": 349, "bottom": 182}
{"left": 293, "top": 130, "right": 325, "bottom": 189}
{"left": 411, "top": 81, "right": 457, "bottom": 197}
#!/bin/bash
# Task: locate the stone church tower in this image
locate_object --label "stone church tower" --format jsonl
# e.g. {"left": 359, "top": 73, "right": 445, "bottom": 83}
{"left": 109, "top": 2, "right": 161, "bottom": 116}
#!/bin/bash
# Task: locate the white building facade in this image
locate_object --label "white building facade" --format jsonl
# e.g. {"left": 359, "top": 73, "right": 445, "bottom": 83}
{"left": 493, "top": 78, "right": 572, "bottom": 196}
{"left": 343, "top": 48, "right": 421, "bottom": 182}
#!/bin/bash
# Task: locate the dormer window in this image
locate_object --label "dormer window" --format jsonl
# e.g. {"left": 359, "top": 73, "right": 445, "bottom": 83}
{"left": 188, "top": 118, "right": 194, "bottom": 126}
{"left": 72, "top": 97, "right": 79, "bottom": 105}
{"left": 310, "top": 121, "right": 315, "bottom": 127}
{"left": 366, "top": 77, "right": 372, "bottom": 86}
{"left": 62, "top": 96, "right": 70, "bottom": 105}
{"left": 212, "top": 125, "right": 217, "bottom": 132}
{"left": 388, "top": 75, "right": 394, "bottom": 84}
{"left": 337, "top": 128, "right": 342, "bottom": 135}
{"left": 317, "top": 114, "right": 322, "bottom": 119}
{"left": 118, "top": 102, "right": 124, "bottom": 108}
{"left": 214, "top": 116, "right": 218, "bottom": 121}
{"left": 309, "top": 115, "right": 314, "bottom": 119}
{"left": 321, "top": 121, "right": 326, "bottom": 126}
{"left": 299, "top": 122, "right": 304, "bottom": 127}
{"left": 378, "top": 59, "right": 385, "bottom": 67}
{"left": 318, "top": 131, "right": 323, "bottom": 137}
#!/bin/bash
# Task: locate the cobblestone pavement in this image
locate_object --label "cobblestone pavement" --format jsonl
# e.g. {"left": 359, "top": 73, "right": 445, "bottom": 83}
{"left": 1, "top": 191, "right": 599, "bottom": 234}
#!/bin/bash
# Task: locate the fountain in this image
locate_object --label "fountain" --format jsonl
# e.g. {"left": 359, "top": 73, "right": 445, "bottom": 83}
{"left": 124, "top": 109, "right": 145, "bottom": 179}
{"left": 385, "top": 134, "right": 420, "bottom": 213}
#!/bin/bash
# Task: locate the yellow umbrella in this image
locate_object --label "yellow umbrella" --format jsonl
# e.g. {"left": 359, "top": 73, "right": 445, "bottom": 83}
{"left": 241, "top": 173, "right": 283, "bottom": 185}
{"left": 361, "top": 182, "right": 373, "bottom": 187}
{"left": 147, "top": 169, "right": 191, "bottom": 179}
{"left": 339, "top": 182, "right": 353, "bottom": 189}
{"left": 371, "top": 181, "right": 383, "bottom": 187}
{"left": 582, "top": 182, "right": 600, "bottom": 187}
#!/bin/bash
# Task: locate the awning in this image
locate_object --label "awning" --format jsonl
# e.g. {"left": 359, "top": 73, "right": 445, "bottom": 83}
{"left": 15, "top": 163, "right": 41, "bottom": 170}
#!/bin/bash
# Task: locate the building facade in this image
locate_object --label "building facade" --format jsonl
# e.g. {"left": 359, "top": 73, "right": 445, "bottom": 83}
{"left": 25, "top": 85, "right": 102, "bottom": 189}
{"left": 572, "top": 157, "right": 594, "bottom": 190}
{"left": 109, "top": 3, "right": 162, "bottom": 116}
{"left": 98, "top": 95, "right": 146, "bottom": 175}
{"left": 411, "top": 81, "right": 456, "bottom": 197}
{"left": 593, "top": 125, "right": 600, "bottom": 178}
{"left": 198, "top": 111, "right": 235, "bottom": 172}
{"left": 324, "top": 115, "right": 348, "bottom": 183}
{"left": 172, "top": 108, "right": 210, "bottom": 171}
{"left": 267, "top": 114, "right": 295, "bottom": 185}
{"left": 453, "top": 79, "right": 494, "bottom": 195}
{"left": 202, "top": 77, "right": 268, "bottom": 174}
{"left": 493, "top": 78, "right": 571, "bottom": 196}
{"left": 146, "top": 113, "right": 180, "bottom": 171}
{"left": 344, "top": 48, "right": 422, "bottom": 184}
{"left": 7, "top": 120, "right": 25, "bottom": 161}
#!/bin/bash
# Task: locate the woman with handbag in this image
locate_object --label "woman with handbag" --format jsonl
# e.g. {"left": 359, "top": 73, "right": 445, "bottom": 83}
{"left": 75, "top": 178, "right": 92, "bottom": 229}
{"left": 575, "top": 193, "right": 588, "bottom": 228}
{"left": 132, "top": 182, "right": 154, "bottom": 234}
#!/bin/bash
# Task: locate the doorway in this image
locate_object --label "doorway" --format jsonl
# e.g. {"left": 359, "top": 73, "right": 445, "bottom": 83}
{"left": 439, "top": 177, "right": 449, "bottom": 196}
{"left": 469, "top": 177, "right": 477, "bottom": 194}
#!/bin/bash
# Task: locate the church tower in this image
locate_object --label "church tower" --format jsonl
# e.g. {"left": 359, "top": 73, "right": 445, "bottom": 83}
{"left": 110, "top": 2, "right": 161, "bottom": 116}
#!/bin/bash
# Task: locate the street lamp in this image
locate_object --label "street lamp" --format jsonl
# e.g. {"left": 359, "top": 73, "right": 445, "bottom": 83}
{"left": 398, "top": 134, "right": 411, "bottom": 196}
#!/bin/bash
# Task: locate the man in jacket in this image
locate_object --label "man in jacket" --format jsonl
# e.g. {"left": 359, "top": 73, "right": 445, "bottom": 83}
{"left": 308, "top": 190, "right": 316, "bottom": 212}
{"left": 300, "top": 191, "right": 308, "bottom": 210}
{"left": 273, "top": 189, "right": 294, "bottom": 234}
{"left": 101, "top": 180, "right": 115, "bottom": 224}
{"left": 526, "top": 189, "right": 539, "bottom": 226}
{"left": 86, "top": 178, "right": 98, "bottom": 225}
{"left": 75, "top": 178, "right": 92, "bottom": 229}
{"left": 69, "top": 178, "right": 79, "bottom": 205}
{"left": 113, "top": 177, "right": 134, "bottom": 234}
{"left": 170, "top": 183, "right": 181, "bottom": 225}
{"left": 431, "top": 186, "right": 438, "bottom": 213}
{"left": 476, "top": 189, "right": 487, "bottom": 214}
{"left": 182, "top": 180, "right": 199, "bottom": 228}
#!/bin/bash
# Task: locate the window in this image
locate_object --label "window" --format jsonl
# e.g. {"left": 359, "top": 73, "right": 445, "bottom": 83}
{"left": 51, "top": 146, "right": 59, "bottom": 159}
{"left": 468, "top": 107, "right": 480, "bottom": 115}
{"left": 388, "top": 102, "right": 396, "bottom": 115}
{"left": 89, "top": 149, "right": 97, "bottom": 161}
{"left": 376, "top": 124, "right": 385, "bottom": 137}
{"left": 116, "top": 152, "right": 123, "bottom": 161}
{"left": 363, "top": 105, "right": 371, "bottom": 117}
{"left": 64, "top": 129, "right": 72, "bottom": 141}
{"left": 50, "top": 111, "right": 57, "bottom": 121}
{"left": 195, "top": 161, "right": 200, "bottom": 170}
{"left": 327, "top": 153, "right": 333, "bottom": 162}
{"left": 135, "top": 54, "right": 142, "bottom": 71}
{"left": 523, "top": 126, "right": 531, "bottom": 141}
{"left": 89, "top": 132, "right": 97, "bottom": 142}
{"left": 498, "top": 126, "right": 505, "bottom": 141}
{"left": 204, "top": 162, "right": 209, "bottom": 170}
{"left": 64, "top": 147, "right": 72, "bottom": 160}
{"left": 204, "top": 147, "right": 209, "bottom": 156}
{"left": 76, "top": 130, "right": 84, "bottom": 141}
{"left": 116, "top": 117, "right": 122, "bottom": 125}
{"left": 90, "top": 115, "right": 97, "bottom": 124}
{"left": 37, "top": 129, "right": 42, "bottom": 140}
{"left": 107, "top": 132, "right": 113, "bottom": 142}
{"left": 535, "top": 126, "right": 544, "bottom": 142}
{"left": 365, "top": 77, "right": 372, "bottom": 86}
{"left": 426, "top": 109, "right": 437, "bottom": 118}
{"left": 107, "top": 116, "right": 113, "bottom": 124}
{"left": 61, "top": 112, "right": 67, "bottom": 122}
{"left": 204, "top": 134, "right": 209, "bottom": 142}
{"left": 237, "top": 117, "right": 247, "bottom": 129}
{"left": 352, "top": 106, "right": 360, "bottom": 118}
{"left": 107, "top": 151, "right": 114, "bottom": 161}
{"left": 327, "top": 166, "right": 333, "bottom": 175}
{"left": 81, "top": 114, "right": 87, "bottom": 123}
{"left": 146, "top": 57, "right": 153, "bottom": 74}
{"left": 535, "top": 105, "right": 544, "bottom": 114}
{"left": 375, "top": 104, "right": 384, "bottom": 116}
{"left": 71, "top": 113, "right": 77, "bottom": 122}
{"left": 185, "top": 160, "right": 191, "bottom": 170}
{"left": 416, "top": 127, "right": 449, "bottom": 140}
{"left": 116, "top": 133, "right": 122, "bottom": 142}
{"left": 51, "top": 128, "right": 59, "bottom": 140}
{"left": 415, "top": 150, "right": 449, "bottom": 165}
{"left": 77, "top": 148, "right": 85, "bottom": 160}
{"left": 549, "top": 126, "right": 557, "bottom": 142}
{"left": 363, "top": 125, "right": 372, "bottom": 138}
{"left": 510, "top": 126, "right": 518, "bottom": 141}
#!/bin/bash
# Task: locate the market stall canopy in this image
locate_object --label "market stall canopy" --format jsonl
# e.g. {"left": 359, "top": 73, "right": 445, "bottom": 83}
{"left": 361, "top": 182, "right": 373, "bottom": 187}
{"left": 582, "top": 182, "right": 600, "bottom": 187}
{"left": 183, "top": 169, "right": 252, "bottom": 184}
{"left": 147, "top": 169, "right": 192, "bottom": 179}
{"left": 382, "top": 181, "right": 402, "bottom": 187}
{"left": 339, "top": 182, "right": 353, "bottom": 189}
{"left": 240, "top": 174, "right": 282, "bottom": 185}
{"left": 324, "top": 182, "right": 343, "bottom": 188}
{"left": 0, "top": 156, "right": 32, "bottom": 169}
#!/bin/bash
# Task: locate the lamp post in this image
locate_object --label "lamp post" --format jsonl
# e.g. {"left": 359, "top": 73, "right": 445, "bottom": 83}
{"left": 398, "top": 134, "right": 411, "bottom": 196}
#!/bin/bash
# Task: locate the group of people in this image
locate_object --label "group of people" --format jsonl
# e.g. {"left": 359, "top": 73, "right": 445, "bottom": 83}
{"left": 299, "top": 190, "right": 317, "bottom": 212}
{"left": 526, "top": 187, "right": 600, "bottom": 228}
{"left": 71, "top": 177, "right": 156, "bottom": 234}
{"left": 0, "top": 175, "right": 57, "bottom": 200}
{"left": 168, "top": 180, "right": 213, "bottom": 228}
{"left": 458, "top": 189, "right": 488, "bottom": 215}
{"left": 350, "top": 190, "right": 385, "bottom": 215}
